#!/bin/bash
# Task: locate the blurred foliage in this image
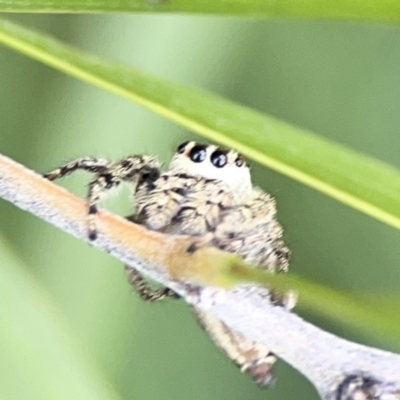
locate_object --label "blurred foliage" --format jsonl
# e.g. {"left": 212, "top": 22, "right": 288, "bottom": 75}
{"left": 0, "top": 12, "right": 400, "bottom": 400}
{"left": 0, "top": 234, "right": 122, "bottom": 400}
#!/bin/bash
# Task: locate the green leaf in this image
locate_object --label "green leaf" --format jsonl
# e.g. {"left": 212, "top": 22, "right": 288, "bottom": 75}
{"left": 1, "top": 18, "right": 400, "bottom": 231}
{"left": 0, "top": 235, "right": 122, "bottom": 400}
{"left": 1, "top": 0, "right": 400, "bottom": 24}
{"left": 229, "top": 262, "right": 400, "bottom": 345}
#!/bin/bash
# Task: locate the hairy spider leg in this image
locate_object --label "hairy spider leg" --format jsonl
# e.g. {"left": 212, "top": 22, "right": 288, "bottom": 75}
{"left": 44, "top": 155, "right": 160, "bottom": 240}
{"left": 125, "top": 265, "right": 179, "bottom": 301}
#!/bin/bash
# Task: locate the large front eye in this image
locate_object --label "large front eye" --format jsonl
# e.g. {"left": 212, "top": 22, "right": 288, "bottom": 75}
{"left": 176, "top": 141, "right": 189, "bottom": 154}
{"left": 189, "top": 145, "right": 207, "bottom": 162}
{"left": 211, "top": 150, "right": 227, "bottom": 168}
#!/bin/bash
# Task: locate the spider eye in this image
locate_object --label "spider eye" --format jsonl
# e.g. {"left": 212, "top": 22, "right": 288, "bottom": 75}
{"left": 211, "top": 150, "right": 228, "bottom": 168}
{"left": 177, "top": 141, "right": 189, "bottom": 154}
{"left": 189, "top": 145, "right": 207, "bottom": 163}
{"left": 235, "top": 156, "right": 245, "bottom": 167}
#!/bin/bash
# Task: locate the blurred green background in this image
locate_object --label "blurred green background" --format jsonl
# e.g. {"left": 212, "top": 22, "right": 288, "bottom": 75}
{"left": 1, "top": 14, "right": 400, "bottom": 400}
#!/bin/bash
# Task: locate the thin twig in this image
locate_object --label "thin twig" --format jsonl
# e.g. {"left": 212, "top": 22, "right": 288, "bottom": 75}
{"left": 0, "top": 154, "right": 399, "bottom": 400}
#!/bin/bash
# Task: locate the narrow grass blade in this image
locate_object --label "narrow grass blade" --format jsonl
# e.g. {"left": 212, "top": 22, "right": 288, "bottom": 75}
{"left": 229, "top": 262, "right": 400, "bottom": 346}
{"left": 1, "top": 0, "right": 400, "bottom": 24}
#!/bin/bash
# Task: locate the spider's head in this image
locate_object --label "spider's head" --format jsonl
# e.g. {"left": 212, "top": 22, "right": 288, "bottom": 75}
{"left": 169, "top": 141, "right": 252, "bottom": 198}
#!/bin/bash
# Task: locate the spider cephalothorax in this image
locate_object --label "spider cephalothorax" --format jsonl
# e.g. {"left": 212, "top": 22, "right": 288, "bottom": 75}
{"left": 44, "top": 140, "right": 294, "bottom": 387}
{"left": 168, "top": 141, "right": 252, "bottom": 203}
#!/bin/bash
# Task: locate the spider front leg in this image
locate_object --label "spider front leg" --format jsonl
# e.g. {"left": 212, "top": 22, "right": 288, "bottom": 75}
{"left": 213, "top": 189, "right": 284, "bottom": 268}
{"left": 136, "top": 176, "right": 234, "bottom": 236}
{"left": 43, "top": 157, "right": 113, "bottom": 181}
{"left": 185, "top": 188, "right": 274, "bottom": 253}
{"left": 44, "top": 155, "right": 160, "bottom": 240}
{"left": 188, "top": 188, "right": 294, "bottom": 308}
{"left": 128, "top": 178, "right": 233, "bottom": 301}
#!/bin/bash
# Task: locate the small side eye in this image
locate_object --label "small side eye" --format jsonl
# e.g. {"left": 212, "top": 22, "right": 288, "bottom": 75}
{"left": 177, "top": 141, "right": 189, "bottom": 154}
{"left": 235, "top": 156, "right": 245, "bottom": 167}
{"left": 189, "top": 145, "right": 207, "bottom": 163}
{"left": 211, "top": 150, "right": 228, "bottom": 168}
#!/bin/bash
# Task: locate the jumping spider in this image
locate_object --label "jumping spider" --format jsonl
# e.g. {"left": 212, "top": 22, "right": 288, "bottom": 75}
{"left": 44, "top": 140, "right": 294, "bottom": 387}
